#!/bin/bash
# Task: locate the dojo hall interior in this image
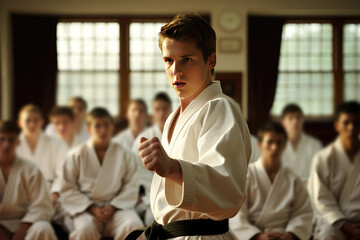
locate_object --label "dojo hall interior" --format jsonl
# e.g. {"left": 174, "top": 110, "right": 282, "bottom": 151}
{"left": 0, "top": 0, "right": 360, "bottom": 239}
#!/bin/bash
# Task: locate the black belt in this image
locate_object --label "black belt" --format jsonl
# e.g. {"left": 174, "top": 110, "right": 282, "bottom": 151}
{"left": 125, "top": 219, "right": 229, "bottom": 240}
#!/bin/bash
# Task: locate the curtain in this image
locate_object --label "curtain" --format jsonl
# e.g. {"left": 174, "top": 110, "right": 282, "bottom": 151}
{"left": 247, "top": 16, "right": 284, "bottom": 134}
{"left": 12, "top": 14, "right": 58, "bottom": 120}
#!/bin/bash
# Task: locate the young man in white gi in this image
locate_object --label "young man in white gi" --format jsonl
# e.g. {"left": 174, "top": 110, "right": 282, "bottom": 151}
{"left": 0, "top": 120, "right": 56, "bottom": 240}
{"left": 16, "top": 104, "right": 68, "bottom": 208}
{"left": 280, "top": 103, "right": 322, "bottom": 183}
{"left": 113, "top": 99, "right": 148, "bottom": 150}
{"left": 230, "top": 121, "right": 313, "bottom": 240}
{"left": 60, "top": 107, "right": 143, "bottom": 240}
{"left": 308, "top": 101, "right": 360, "bottom": 240}
{"left": 127, "top": 13, "right": 251, "bottom": 239}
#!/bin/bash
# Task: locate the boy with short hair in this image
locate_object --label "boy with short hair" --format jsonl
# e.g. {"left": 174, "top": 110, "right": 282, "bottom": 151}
{"left": 281, "top": 103, "right": 322, "bottom": 182}
{"left": 0, "top": 120, "right": 56, "bottom": 240}
{"left": 49, "top": 106, "right": 84, "bottom": 149}
{"left": 16, "top": 104, "right": 68, "bottom": 206}
{"left": 46, "top": 96, "right": 90, "bottom": 143}
{"left": 61, "top": 107, "right": 143, "bottom": 240}
{"left": 113, "top": 99, "right": 148, "bottom": 150}
{"left": 128, "top": 13, "right": 251, "bottom": 239}
{"left": 132, "top": 92, "right": 172, "bottom": 225}
{"left": 230, "top": 121, "right": 313, "bottom": 240}
{"left": 308, "top": 101, "right": 360, "bottom": 240}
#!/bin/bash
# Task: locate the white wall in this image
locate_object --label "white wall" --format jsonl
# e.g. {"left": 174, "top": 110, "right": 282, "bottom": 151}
{"left": 1, "top": 0, "right": 360, "bottom": 119}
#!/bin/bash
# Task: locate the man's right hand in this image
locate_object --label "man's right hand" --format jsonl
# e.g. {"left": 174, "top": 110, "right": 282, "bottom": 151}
{"left": 252, "top": 232, "right": 282, "bottom": 240}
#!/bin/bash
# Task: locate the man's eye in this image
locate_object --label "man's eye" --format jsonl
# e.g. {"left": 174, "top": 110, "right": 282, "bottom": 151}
{"left": 164, "top": 59, "right": 172, "bottom": 63}
{"left": 184, "top": 58, "right": 192, "bottom": 62}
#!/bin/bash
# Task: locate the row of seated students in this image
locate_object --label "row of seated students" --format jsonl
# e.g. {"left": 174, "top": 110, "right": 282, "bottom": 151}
{"left": 0, "top": 96, "right": 359, "bottom": 240}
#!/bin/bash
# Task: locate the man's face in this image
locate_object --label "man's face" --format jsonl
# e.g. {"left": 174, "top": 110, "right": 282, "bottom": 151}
{"left": 127, "top": 103, "right": 147, "bottom": 128}
{"left": 281, "top": 112, "right": 304, "bottom": 137}
{"left": 51, "top": 115, "right": 74, "bottom": 139}
{"left": 0, "top": 132, "right": 19, "bottom": 163}
{"left": 259, "top": 132, "right": 286, "bottom": 163}
{"left": 335, "top": 113, "right": 360, "bottom": 143}
{"left": 152, "top": 100, "right": 172, "bottom": 127}
{"left": 18, "top": 111, "right": 43, "bottom": 136}
{"left": 162, "top": 38, "right": 216, "bottom": 101}
{"left": 68, "top": 100, "right": 86, "bottom": 123}
{"left": 87, "top": 117, "right": 114, "bottom": 144}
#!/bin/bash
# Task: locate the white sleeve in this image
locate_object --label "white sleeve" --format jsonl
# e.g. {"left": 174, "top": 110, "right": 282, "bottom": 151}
{"left": 110, "top": 151, "right": 139, "bottom": 210}
{"left": 51, "top": 141, "right": 69, "bottom": 193}
{"left": 285, "top": 177, "right": 313, "bottom": 240}
{"left": 60, "top": 155, "right": 93, "bottom": 216}
{"left": 22, "top": 166, "right": 54, "bottom": 223}
{"left": 308, "top": 153, "right": 345, "bottom": 225}
{"left": 165, "top": 100, "right": 250, "bottom": 219}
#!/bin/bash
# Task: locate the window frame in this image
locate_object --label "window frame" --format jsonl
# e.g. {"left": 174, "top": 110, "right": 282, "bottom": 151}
{"left": 272, "top": 17, "right": 360, "bottom": 121}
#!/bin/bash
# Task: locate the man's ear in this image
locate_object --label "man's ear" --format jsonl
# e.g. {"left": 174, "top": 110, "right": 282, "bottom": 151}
{"left": 208, "top": 52, "right": 216, "bottom": 70}
{"left": 334, "top": 121, "right": 339, "bottom": 133}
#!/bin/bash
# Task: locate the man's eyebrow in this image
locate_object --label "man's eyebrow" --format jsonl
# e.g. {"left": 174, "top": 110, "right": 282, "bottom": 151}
{"left": 163, "top": 55, "right": 194, "bottom": 59}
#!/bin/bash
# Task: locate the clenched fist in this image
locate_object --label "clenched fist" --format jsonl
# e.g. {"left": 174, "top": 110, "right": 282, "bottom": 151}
{"left": 138, "top": 137, "right": 182, "bottom": 185}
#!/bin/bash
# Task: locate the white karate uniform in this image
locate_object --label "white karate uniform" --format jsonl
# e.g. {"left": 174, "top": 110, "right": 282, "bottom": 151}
{"left": 150, "top": 81, "right": 251, "bottom": 239}
{"left": 16, "top": 132, "right": 68, "bottom": 193}
{"left": 0, "top": 157, "right": 56, "bottom": 240}
{"left": 132, "top": 124, "right": 162, "bottom": 225}
{"left": 60, "top": 140, "right": 143, "bottom": 240}
{"left": 45, "top": 121, "right": 90, "bottom": 146}
{"left": 230, "top": 160, "right": 313, "bottom": 240}
{"left": 282, "top": 133, "right": 322, "bottom": 182}
{"left": 250, "top": 135, "right": 261, "bottom": 163}
{"left": 112, "top": 127, "right": 136, "bottom": 150}
{"left": 308, "top": 138, "right": 360, "bottom": 240}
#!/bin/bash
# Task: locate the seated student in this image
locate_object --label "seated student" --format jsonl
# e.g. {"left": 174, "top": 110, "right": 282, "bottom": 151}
{"left": 16, "top": 104, "right": 68, "bottom": 207}
{"left": 46, "top": 96, "right": 90, "bottom": 143}
{"left": 230, "top": 121, "right": 313, "bottom": 240}
{"left": 60, "top": 107, "right": 143, "bottom": 240}
{"left": 49, "top": 106, "right": 85, "bottom": 149}
{"left": 113, "top": 99, "right": 148, "bottom": 150}
{"left": 281, "top": 103, "right": 322, "bottom": 182}
{"left": 308, "top": 101, "right": 360, "bottom": 240}
{"left": 132, "top": 92, "right": 172, "bottom": 226}
{"left": 0, "top": 121, "right": 56, "bottom": 240}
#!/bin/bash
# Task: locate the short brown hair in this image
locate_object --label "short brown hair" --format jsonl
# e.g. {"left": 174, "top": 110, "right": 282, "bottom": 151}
{"left": 68, "top": 96, "right": 88, "bottom": 110}
{"left": 334, "top": 101, "right": 360, "bottom": 121}
{"left": 49, "top": 106, "right": 75, "bottom": 121}
{"left": 127, "top": 99, "right": 148, "bottom": 113}
{"left": 86, "top": 107, "right": 113, "bottom": 125}
{"left": 18, "top": 104, "right": 43, "bottom": 120}
{"left": 0, "top": 120, "right": 21, "bottom": 136}
{"left": 257, "top": 121, "right": 288, "bottom": 142}
{"left": 158, "top": 13, "right": 216, "bottom": 74}
{"left": 281, "top": 103, "right": 303, "bottom": 119}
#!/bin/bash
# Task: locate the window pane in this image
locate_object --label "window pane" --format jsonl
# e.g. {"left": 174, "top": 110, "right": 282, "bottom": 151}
{"left": 56, "top": 22, "right": 120, "bottom": 115}
{"left": 272, "top": 23, "right": 334, "bottom": 116}
{"left": 129, "top": 22, "right": 179, "bottom": 112}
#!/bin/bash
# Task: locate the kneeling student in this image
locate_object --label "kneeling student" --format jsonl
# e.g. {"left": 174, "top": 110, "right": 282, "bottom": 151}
{"left": 0, "top": 121, "right": 56, "bottom": 240}
{"left": 60, "top": 107, "right": 143, "bottom": 240}
{"left": 230, "top": 121, "right": 313, "bottom": 240}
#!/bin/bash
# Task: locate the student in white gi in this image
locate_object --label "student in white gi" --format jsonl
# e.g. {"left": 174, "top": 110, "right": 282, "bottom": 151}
{"left": 281, "top": 104, "right": 322, "bottom": 182}
{"left": 49, "top": 106, "right": 85, "bottom": 149}
{"left": 132, "top": 92, "right": 172, "bottom": 226}
{"left": 113, "top": 99, "right": 148, "bottom": 150}
{"left": 46, "top": 96, "right": 90, "bottom": 143}
{"left": 308, "top": 101, "right": 360, "bottom": 240}
{"left": 128, "top": 13, "right": 251, "bottom": 239}
{"left": 16, "top": 104, "right": 68, "bottom": 208}
{"left": 60, "top": 107, "right": 143, "bottom": 240}
{"left": 0, "top": 120, "right": 56, "bottom": 240}
{"left": 230, "top": 121, "right": 313, "bottom": 240}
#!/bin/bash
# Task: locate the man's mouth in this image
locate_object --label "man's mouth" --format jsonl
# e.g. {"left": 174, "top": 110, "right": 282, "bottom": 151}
{"left": 173, "top": 81, "right": 186, "bottom": 89}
